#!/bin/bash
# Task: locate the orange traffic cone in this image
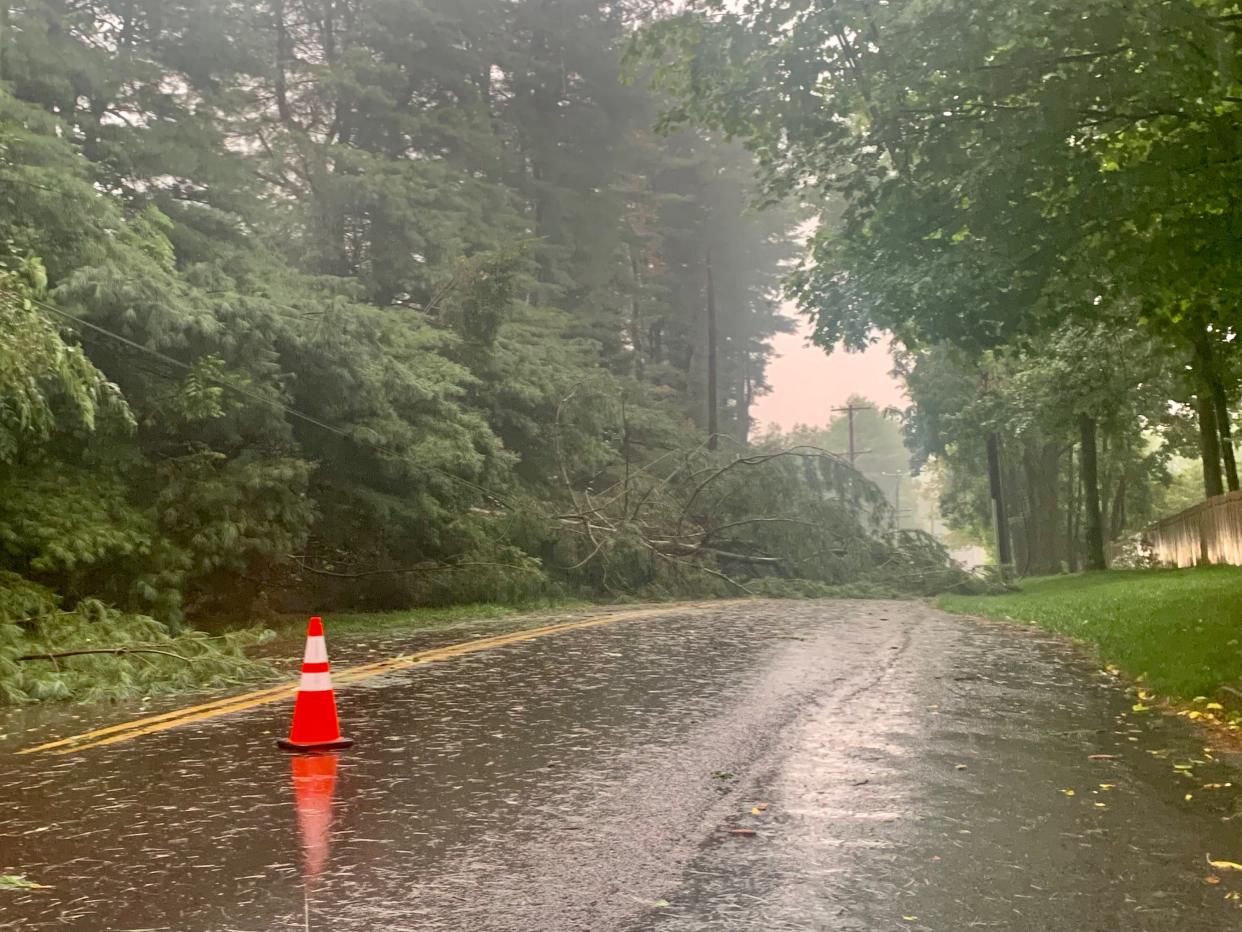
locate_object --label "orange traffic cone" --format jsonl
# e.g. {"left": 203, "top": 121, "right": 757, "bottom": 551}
{"left": 278, "top": 616, "right": 354, "bottom": 752}
{"left": 290, "top": 752, "right": 338, "bottom": 882}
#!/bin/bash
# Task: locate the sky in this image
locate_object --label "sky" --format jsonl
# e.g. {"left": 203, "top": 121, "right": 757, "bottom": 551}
{"left": 751, "top": 310, "right": 909, "bottom": 433}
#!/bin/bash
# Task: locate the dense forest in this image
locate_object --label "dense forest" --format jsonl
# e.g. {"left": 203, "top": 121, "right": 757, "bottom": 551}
{"left": 0, "top": 0, "right": 960, "bottom": 701}
{"left": 641, "top": 0, "right": 1242, "bottom": 576}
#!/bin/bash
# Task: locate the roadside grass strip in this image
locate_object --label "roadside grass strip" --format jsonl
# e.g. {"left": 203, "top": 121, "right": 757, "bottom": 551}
{"left": 938, "top": 566, "right": 1242, "bottom": 701}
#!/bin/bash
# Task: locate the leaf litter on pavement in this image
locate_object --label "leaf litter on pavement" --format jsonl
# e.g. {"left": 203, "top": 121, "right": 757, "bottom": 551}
{"left": 0, "top": 874, "right": 51, "bottom": 891}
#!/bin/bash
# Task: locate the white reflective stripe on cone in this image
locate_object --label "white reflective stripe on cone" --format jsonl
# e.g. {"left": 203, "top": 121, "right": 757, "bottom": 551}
{"left": 298, "top": 671, "right": 333, "bottom": 692}
{"left": 302, "top": 636, "right": 329, "bottom": 664}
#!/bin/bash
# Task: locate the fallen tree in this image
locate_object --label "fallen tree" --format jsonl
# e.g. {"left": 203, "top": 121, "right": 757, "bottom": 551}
{"left": 540, "top": 392, "right": 978, "bottom": 598}
{"left": 278, "top": 390, "right": 985, "bottom": 605}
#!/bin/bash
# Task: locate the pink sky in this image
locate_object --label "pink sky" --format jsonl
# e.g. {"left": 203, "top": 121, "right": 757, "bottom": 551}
{"left": 752, "top": 311, "right": 909, "bottom": 432}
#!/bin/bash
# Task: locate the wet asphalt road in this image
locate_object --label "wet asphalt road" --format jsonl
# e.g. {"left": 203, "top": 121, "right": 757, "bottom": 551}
{"left": 3, "top": 600, "right": 1242, "bottom": 931}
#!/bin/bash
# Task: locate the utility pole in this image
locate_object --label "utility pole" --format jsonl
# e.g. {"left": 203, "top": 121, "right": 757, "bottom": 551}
{"left": 832, "top": 402, "right": 872, "bottom": 467}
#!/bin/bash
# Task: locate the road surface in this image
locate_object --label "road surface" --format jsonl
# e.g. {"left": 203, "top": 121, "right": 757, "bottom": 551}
{"left": 2, "top": 599, "right": 1242, "bottom": 931}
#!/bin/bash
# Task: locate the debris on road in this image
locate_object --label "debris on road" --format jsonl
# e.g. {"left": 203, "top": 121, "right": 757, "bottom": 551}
{"left": 0, "top": 874, "right": 51, "bottom": 891}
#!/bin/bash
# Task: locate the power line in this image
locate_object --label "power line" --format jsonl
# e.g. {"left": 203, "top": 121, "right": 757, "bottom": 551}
{"left": 32, "top": 295, "right": 515, "bottom": 507}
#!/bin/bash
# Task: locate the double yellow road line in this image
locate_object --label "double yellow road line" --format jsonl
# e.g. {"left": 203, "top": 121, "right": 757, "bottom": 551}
{"left": 18, "top": 601, "right": 737, "bottom": 756}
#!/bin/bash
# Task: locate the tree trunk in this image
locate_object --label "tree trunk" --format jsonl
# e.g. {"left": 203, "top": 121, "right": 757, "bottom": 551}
{"left": 628, "top": 245, "right": 644, "bottom": 379}
{"left": 271, "top": 0, "right": 295, "bottom": 125}
{"left": 1192, "top": 329, "right": 1228, "bottom": 497}
{"left": 1098, "top": 430, "right": 1111, "bottom": 540}
{"left": 1042, "top": 440, "right": 1062, "bottom": 570}
{"left": 0, "top": 2, "right": 8, "bottom": 82}
{"left": 1079, "top": 414, "right": 1106, "bottom": 571}
{"left": 985, "top": 432, "right": 1013, "bottom": 567}
{"left": 705, "top": 248, "right": 719, "bottom": 450}
{"left": 321, "top": 0, "right": 337, "bottom": 64}
{"left": 1211, "top": 375, "right": 1239, "bottom": 492}
{"left": 1021, "top": 439, "right": 1061, "bottom": 575}
{"left": 1065, "top": 443, "right": 1078, "bottom": 572}
{"left": 648, "top": 320, "right": 663, "bottom": 365}
{"left": 1197, "top": 391, "right": 1225, "bottom": 499}
{"left": 1109, "top": 473, "right": 1128, "bottom": 540}
{"left": 737, "top": 350, "right": 752, "bottom": 445}
{"left": 1020, "top": 439, "right": 1038, "bottom": 574}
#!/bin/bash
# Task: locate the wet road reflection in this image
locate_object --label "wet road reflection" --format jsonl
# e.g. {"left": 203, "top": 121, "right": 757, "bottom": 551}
{"left": 290, "top": 754, "right": 339, "bottom": 884}
{"left": 1, "top": 601, "right": 1241, "bottom": 930}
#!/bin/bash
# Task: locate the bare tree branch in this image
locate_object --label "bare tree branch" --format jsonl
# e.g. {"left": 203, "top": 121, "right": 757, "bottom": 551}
{"left": 290, "top": 558, "right": 539, "bottom": 579}
{"left": 18, "top": 647, "right": 192, "bottom": 663}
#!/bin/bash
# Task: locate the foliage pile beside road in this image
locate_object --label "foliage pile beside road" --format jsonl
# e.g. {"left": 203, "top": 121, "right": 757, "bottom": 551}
{"left": 0, "top": 572, "right": 271, "bottom": 703}
{"left": 939, "top": 567, "right": 1242, "bottom": 701}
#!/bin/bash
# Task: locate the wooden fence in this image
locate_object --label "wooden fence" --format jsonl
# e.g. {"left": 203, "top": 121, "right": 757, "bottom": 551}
{"left": 1142, "top": 490, "right": 1242, "bottom": 568}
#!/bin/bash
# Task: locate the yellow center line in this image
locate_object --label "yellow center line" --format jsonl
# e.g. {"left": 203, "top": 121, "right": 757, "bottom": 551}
{"left": 17, "top": 683, "right": 300, "bottom": 755}
{"left": 19, "top": 600, "right": 743, "bottom": 756}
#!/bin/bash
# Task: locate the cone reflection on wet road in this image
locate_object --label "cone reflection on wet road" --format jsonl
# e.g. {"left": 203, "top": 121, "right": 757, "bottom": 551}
{"left": 290, "top": 752, "right": 338, "bottom": 883}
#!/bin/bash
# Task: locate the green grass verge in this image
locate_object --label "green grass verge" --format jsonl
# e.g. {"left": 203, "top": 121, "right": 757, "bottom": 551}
{"left": 267, "top": 599, "right": 590, "bottom": 640}
{"left": 938, "top": 566, "right": 1242, "bottom": 700}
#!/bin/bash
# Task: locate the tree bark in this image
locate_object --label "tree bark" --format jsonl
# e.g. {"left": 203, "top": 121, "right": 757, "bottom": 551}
{"left": 1192, "top": 329, "right": 1229, "bottom": 497}
{"left": 1197, "top": 390, "right": 1225, "bottom": 499}
{"left": 648, "top": 320, "right": 663, "bottom": 365}
{"left": 1109, "top": 473, "right": 1128, "bottom": 540}
{"left": 271, "top": 0, "right": 295, "bottom": 126}
{"left": 1211, "top": 375, "right": 1239, "bottom": 492}
{"left": 1021, "top": 439, "right": 1061, "bottom": 575}
{"left": 737, "top": 355, "right": 752, "bottom": 445}
{"left": 628, "top": 245, "right": 644, "bottom": 379}
{"left": 1079, "top": 414, "right": 1106, "bottom": 571}
{"left": 1098, "top": 430, "right": 1111, "bottom": 539}
{"left": 705, "top": 248, "right": 719, "bottom": 450}
{"left": 320, "top": 0, "right": 337, "bottom": 64}
{"left": 1065, "top": 443, "right": 1078, "bottom": 572}
{"left": 985, "top": 432, "right": 1013, "bottom": 567}
{"left": 1, "top": 1, "right": 11, "bottom": 81}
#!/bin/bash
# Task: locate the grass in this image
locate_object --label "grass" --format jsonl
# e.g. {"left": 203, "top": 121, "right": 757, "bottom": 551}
{"left": 266, "top": 598, "right": 590, "bottom": 641}
{"left": 938, "top": 565, "right": 1242, "bottom": 700}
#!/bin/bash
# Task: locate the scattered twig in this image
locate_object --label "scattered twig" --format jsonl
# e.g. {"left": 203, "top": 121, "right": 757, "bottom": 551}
{"left": 290, "top": 558, "right": 539, "bottom": 579}
{"left": 648, "top": 547, "right": 755, "bottom": 595}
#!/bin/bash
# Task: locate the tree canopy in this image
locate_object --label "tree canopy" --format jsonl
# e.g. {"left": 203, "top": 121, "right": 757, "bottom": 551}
{"left": 639, "top": 0, "right": 1242, "bottom": 573}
